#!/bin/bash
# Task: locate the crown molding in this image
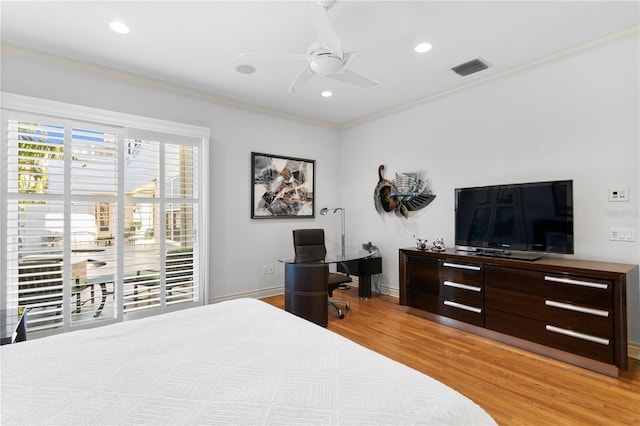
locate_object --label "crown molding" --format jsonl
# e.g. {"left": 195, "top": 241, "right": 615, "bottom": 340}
{"left": 0, "top": 42, "right": 340, "bottom": 130}
{"left": 339, "top": 24, "right": 640, "bottom": 129}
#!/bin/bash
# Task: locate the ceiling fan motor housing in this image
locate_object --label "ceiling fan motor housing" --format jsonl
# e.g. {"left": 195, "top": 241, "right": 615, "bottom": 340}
{"left": 310, "top": 54, "right": 343, "bottom": 75}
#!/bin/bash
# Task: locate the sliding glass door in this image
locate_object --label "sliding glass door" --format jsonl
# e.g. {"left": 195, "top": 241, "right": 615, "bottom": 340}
{"left": 1, "top": 102, "right": 207, "bottom": 338}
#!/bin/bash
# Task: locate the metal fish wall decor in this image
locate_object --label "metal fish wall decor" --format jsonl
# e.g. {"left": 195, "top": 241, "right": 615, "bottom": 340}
{"left": 374, "top": 165, "right": 436, "bottom": 218}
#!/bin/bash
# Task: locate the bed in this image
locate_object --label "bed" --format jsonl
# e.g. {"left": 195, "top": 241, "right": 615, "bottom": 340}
{"left": 1, "top": 298, "right": 495, "bottom": 425}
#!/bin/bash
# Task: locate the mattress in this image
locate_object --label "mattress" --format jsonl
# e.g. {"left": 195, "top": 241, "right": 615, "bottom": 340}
{"left": 1, "top": 298, "right": 495, "bottom": 425}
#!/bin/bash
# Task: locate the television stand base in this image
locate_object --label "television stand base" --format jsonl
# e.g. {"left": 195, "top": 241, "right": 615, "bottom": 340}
{"left": 454, "top": 247, "right": 541, "bottom": 261}
{"left": 479, "top": 250, "right": 541, "bottom": 261}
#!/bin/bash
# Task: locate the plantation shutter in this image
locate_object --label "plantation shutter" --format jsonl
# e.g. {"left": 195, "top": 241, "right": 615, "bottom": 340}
{"left": 165, "top": 142, "right": 199, "bottom": 305}
{"left": 122, "top": 139, "right": 162, "bottom": 313}
{"left": 2, "top": 98, "right": 207, "bottom": 339}
{"left": 6, "top": 118, "right": 66, "bottom": 332}
{"left": 69, "top": 124, "right": 119, "bottom": 323}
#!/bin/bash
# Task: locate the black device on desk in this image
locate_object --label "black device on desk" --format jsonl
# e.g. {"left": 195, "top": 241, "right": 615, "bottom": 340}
{"left": 337, "top": 243, "right": 382, "bottom": 299}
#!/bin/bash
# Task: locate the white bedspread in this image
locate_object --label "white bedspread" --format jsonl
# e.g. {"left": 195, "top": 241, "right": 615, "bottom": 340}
{"left": 1, "top": 298, "right": 495, "bottom": 425}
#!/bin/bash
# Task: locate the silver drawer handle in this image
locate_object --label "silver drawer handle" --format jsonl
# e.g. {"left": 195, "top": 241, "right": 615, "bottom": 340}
{"left": 442, "top": 262, "right": 481, "bottom": 271}
{"left": 443, "top": 300, "right": 482, "bottom": 314}
{"left": 545, "top": 325, "right": 610, "bottom": 346}
{"left": 545, "top": 300, "right": 609, "bottom": 317}
{"left": 544, "top": 300, "right": 609, "bottom": 318}
{"left": 544, "top": 276, "right": 608, "bottom": 290}
{"left": 443, "top": 280, "right": 482, "bottom": 292}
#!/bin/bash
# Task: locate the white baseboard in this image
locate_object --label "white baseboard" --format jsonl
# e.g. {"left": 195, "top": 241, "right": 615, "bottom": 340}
{"left": 208, "top": 285, "right": 283, "bottom": 304}
{"left": 629, "top": 341, "right": 640, "bottom": 360}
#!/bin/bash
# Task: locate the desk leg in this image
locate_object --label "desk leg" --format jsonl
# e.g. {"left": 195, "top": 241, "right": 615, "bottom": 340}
{"left": 358, "top": 274, "right": 372, "bottom": 300}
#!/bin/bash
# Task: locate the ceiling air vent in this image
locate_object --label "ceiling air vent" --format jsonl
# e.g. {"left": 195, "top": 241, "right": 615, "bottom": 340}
{"left": 451, "top": 58, "right": 490, "bottom": 77}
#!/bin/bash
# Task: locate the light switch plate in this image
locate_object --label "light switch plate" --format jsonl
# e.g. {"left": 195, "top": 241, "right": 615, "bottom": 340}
{"left": 610, "top": 227, "right": 635, "bottom": 241}
{"left": 608, "top": 187, "right": 629, "bottom": 202}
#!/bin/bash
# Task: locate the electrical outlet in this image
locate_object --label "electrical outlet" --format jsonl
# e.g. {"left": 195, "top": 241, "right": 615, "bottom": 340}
{"left": 262, "top": 265, "right": 274, "bottom": 275}
{"left": 608, "top": 187, "right": 629, "bottom": 202}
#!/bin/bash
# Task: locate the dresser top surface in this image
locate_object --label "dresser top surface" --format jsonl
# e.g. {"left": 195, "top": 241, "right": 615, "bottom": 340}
{"left": 400, "top": 248, "right": 638, "bottom": 275}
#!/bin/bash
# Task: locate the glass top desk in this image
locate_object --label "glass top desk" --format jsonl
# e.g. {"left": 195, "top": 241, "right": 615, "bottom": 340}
{"left": 279, "top": 249, "right": 382, "bottom": 300}
{"left": 279, "top": 249, "right": 380, "bottom": 326}
{"left": 278, "top": 249, "right": 373, "bottom": 265}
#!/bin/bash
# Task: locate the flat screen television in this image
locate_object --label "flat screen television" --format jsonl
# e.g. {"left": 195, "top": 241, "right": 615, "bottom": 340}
{"left": 454, "top": 180, "right": 573, "bottom": 260}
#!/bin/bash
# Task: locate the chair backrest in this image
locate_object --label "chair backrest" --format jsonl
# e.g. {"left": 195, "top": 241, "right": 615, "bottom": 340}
{"left": 292, "top": 229, "right": 327, "bottom": 262}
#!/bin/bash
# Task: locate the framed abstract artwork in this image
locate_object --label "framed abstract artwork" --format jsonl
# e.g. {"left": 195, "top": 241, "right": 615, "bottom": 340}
{"left": 251, "top": 152, "right": 315, "bottom": 219}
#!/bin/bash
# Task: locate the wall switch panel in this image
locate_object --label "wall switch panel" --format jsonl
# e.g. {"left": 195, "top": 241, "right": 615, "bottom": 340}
{"left": 609, "top": 227, "right": 635, "bottom": 241}
{"left": 608, "top": 187, "right": 629, "bottom": 202}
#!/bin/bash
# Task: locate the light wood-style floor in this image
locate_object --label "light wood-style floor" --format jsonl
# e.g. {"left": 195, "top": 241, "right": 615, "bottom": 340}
{"left": 261, "top": 287, "right": 640, "bottom": 425}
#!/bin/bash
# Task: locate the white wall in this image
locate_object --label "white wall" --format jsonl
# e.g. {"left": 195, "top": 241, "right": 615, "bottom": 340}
{"left": 339, "top": 36, "right": 640, "bottom": 342}
{"left": 0, "top": 51, "right": 342, "bottom": 301}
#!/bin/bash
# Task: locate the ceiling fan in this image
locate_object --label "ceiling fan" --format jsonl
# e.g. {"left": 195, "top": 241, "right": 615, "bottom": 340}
{"left": 239, "top": 0, "right": 379, "bottom": 93}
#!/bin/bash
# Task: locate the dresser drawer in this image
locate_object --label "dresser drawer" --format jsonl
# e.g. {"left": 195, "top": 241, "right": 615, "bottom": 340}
{"left": 439, "top": 259, "right": 483, "bottom": 286}
{"left": 438, "top": 297, "right": 484, "bottom": 326}
{"left": 485, "top": 287, "right": 612, "bottom": 336}
{"left": 406, "top": 257, "right": 439, "bottom": 295}
{"left": 439, "top": 279, "right": 483, "bottom": 306}
{"left": 407, "top": 291, "right": 484, "bottom": 327}
{"left": 485, "top": 266, "right": 612, "bottom": 309}
{"left": 486, "top": 309, "right": 613, "bottom": 364}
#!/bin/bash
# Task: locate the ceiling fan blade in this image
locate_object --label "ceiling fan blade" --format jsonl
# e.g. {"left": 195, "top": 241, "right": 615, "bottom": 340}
{"left": 342, "top": 51, "right": 359, "bottom": 67}
{"left": 309, "top": 2, "right": 343, "bottom": 59}
{"left": 327, "top": 69, "right": 378, "bottom": 88}
{"left": 288, "top": 65, "right": 315, "bottom": 93}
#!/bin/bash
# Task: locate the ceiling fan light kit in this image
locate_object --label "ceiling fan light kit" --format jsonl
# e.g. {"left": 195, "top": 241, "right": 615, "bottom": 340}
{"left": 309, "top": 53, "right": 343, "bottom": 75}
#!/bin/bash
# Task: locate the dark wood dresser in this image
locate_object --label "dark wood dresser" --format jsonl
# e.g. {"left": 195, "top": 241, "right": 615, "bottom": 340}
{"left": 399, "top": 248, "right": 638, "bottom": 377}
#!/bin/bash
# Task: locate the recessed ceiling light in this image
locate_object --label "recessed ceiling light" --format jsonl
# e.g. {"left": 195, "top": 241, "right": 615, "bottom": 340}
{"left": 109, "top": 21, "right": 130, "bottom": 34}
{"left": 414, "top": 42, "right": 432, "bottom": 53}
{"left": 235, "top": 64, "right": 256, "bottom": 74}
{"left": 321, "top": 91, "right": 333, "bottom": 98}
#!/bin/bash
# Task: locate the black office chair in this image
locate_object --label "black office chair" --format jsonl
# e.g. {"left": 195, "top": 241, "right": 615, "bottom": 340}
{"left": 292, "top": 228, "right": 351, "bottom": 319}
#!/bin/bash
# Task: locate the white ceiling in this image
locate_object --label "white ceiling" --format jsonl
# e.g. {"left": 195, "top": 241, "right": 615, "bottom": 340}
{"left": 1, "top": 1, "right": 639, "bottom": 127}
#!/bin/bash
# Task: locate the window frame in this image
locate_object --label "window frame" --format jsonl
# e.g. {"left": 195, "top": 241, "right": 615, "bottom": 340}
{"left": 1, "top": 93, "right": 210, "bottom": 336}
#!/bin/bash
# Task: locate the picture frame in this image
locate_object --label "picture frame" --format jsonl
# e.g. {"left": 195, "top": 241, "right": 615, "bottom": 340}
{"left": 251, "top": 152, "right": 315, "bottom": 219}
